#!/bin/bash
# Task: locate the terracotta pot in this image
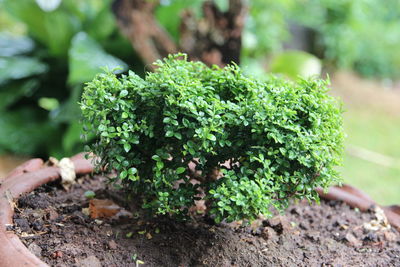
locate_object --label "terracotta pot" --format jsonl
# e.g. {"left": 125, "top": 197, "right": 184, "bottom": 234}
{"left": 0, "top": 153, "right": 94, "bottom": 267}
{"left": 0, "top": 154, "right": 399, "bottom": 266}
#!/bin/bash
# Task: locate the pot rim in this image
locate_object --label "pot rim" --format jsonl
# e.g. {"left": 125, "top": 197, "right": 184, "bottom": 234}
{"left": 0, "top": 153, "right": 94, "bottom": 267}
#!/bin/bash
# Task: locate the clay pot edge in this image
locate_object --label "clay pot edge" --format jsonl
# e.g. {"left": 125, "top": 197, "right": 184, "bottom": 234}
{"left": 0, "top": 153, "right": 94, "bottom": 267}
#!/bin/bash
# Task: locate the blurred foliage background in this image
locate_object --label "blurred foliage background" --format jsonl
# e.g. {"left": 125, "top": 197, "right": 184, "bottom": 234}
{"left": 0, "top": 0, "right": 399, "bottom": 204}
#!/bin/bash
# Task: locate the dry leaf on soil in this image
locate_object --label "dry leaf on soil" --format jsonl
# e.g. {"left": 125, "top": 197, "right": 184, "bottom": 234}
{"left": 89, "top": 199, "right": 121, "bottom": 219}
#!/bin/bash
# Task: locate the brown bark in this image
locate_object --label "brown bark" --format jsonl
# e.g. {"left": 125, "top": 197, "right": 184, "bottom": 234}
{"left": 112, "top": 0, "right": 178, "bottom": 70}
{"left": 180, "top": 0, "right": 246, "bottom": 67}
{"left": 112, "top": 0, "right": 246, "bottom": 68}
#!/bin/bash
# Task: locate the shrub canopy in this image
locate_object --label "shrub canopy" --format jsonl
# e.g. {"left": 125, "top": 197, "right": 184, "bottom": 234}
{"left": 80, "top": 54, "right": 344, "bottom": 223}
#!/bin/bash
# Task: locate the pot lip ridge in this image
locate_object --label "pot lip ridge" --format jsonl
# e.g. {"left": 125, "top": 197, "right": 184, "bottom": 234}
{"left": 0, "top": 153, "right": 94, "bottom": 267}
{"left": 0, "top": 153, "right": 399, "bottom": 267}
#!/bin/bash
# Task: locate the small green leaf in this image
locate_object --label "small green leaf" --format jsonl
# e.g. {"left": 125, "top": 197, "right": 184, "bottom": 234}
{"left": 174, "top": 132, "right": 182, "bottom": 140}
{"left": 156, "top": 161, "right": 164, "bottom": 169}
{"left": 129, "top": 167, "right": 137, "bottom": 175}
{"left": 126, "top": 232, "right": 133, "bottom": 238}
{"left": 84, "top": 190, "right": 96, "bottom": 199}
{"left": 176, "top": 167, "right": 186, "bottom": 174}
{"left": 120, "top": 90, "right": 128, "bottom": 97}
{"left": 207, "top": 134, "right": 216, "bottom": 141}
{"left": 296, "top": 184, "right": 304, "bottom": 191}
{"left": 120, "top": 170, "right": 128, "bottom": 179}
{"left": 129, "top": 175, "right": 139, "bottom": 181}
{"left": 182, "top": 118, "right": 190, "bottom": 127}
{"left": 189, "top": 148, "right": 196, "bottom": 155}
{"left": 165, "top": 131, "right": 174, "bottom": 137}
{"left": 68, "top": 32, "right": 127, "bottom": 84}
{"left": 152, "top": 155, "right": 161, "bottom": 161}
{"left": 98, "top": 124, "right": 107, "bottom": 131}
{"left": 124, "top": 143, "right": 131, "bottom": 152}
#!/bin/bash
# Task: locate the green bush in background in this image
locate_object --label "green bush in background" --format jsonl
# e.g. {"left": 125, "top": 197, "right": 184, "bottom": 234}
{"left": 245, "top": 0, "right": 400, "bottom": 79}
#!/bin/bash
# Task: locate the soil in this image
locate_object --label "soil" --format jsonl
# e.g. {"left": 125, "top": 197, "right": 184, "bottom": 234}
{"left": 11, "top": 175, "right": 400, "bottom": 267}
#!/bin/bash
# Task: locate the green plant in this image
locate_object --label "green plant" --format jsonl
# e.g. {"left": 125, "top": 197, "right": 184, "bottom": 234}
{"left": 290, "top": 0, "right": 400, "bottom": 78}
{"left": 244, "top": 0, "right": 400, "bottom": 79}
{"left": 81, "top": 54, "right": 344, "bottom": 223}
{"left": 0, "top": 0, "right": 132, "bottom": 157}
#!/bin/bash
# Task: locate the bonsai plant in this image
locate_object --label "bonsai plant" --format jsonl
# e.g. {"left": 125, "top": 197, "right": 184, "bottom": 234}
{"left": 80, "top": 53, "right": 344, "bottom": 223}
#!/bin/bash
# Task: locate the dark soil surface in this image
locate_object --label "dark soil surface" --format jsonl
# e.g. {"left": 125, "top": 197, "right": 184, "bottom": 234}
{"left": 12, "top": 175, "right": 400, "bottom": 267}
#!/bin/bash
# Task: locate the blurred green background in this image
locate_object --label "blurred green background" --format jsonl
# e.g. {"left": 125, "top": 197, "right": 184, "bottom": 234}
{"left": 0, "top": 0, "right": 399, "bottom": 205}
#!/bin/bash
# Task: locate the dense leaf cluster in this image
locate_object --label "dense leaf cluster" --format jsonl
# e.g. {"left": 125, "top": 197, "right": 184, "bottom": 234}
{"left": 81, "top": 54, "right": 344, "bottom": 223}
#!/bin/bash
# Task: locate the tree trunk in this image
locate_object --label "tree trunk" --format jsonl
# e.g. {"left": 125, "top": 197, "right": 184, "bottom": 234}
{"left": 112, "top": 0, "right": 246, "bottom": 68}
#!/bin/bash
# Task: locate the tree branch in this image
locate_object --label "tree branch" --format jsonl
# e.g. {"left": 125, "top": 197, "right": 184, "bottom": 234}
{"left": 112, "top": 0, "right": 178, "bottom": 69}
{"left": 112, "top": 0, "right": 247, "bottom": 68}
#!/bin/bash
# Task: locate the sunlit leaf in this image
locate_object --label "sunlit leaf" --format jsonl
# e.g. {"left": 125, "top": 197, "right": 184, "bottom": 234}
{"left": 0, "top": 32, "right": 34, "bottom": 57}
{"left": 0, "top": 56, "right": 47, "bottom": 85}
{"left": 68, "top": 32, "right": 127, "bottom": 84}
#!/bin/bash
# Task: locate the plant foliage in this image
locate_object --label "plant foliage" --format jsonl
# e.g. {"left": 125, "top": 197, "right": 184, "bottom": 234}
{"left": 81, "top": 54, "right": 344, "bottom": 223}
{"left": 0, "top": 0, "right": 132, "bottom": 156}
{"left": 1, "top": 0, "right": 398, "bottom": 157}
{"left": 245, "top": 0, "right": 400, "bottom": 78}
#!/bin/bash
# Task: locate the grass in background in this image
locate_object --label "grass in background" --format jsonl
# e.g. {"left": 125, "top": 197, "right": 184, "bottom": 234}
{"left": 332, "top": 72, "right": 400, "bottom": 205}
{"left": 341, "top": 110, "right": 400, "bottom": 205}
